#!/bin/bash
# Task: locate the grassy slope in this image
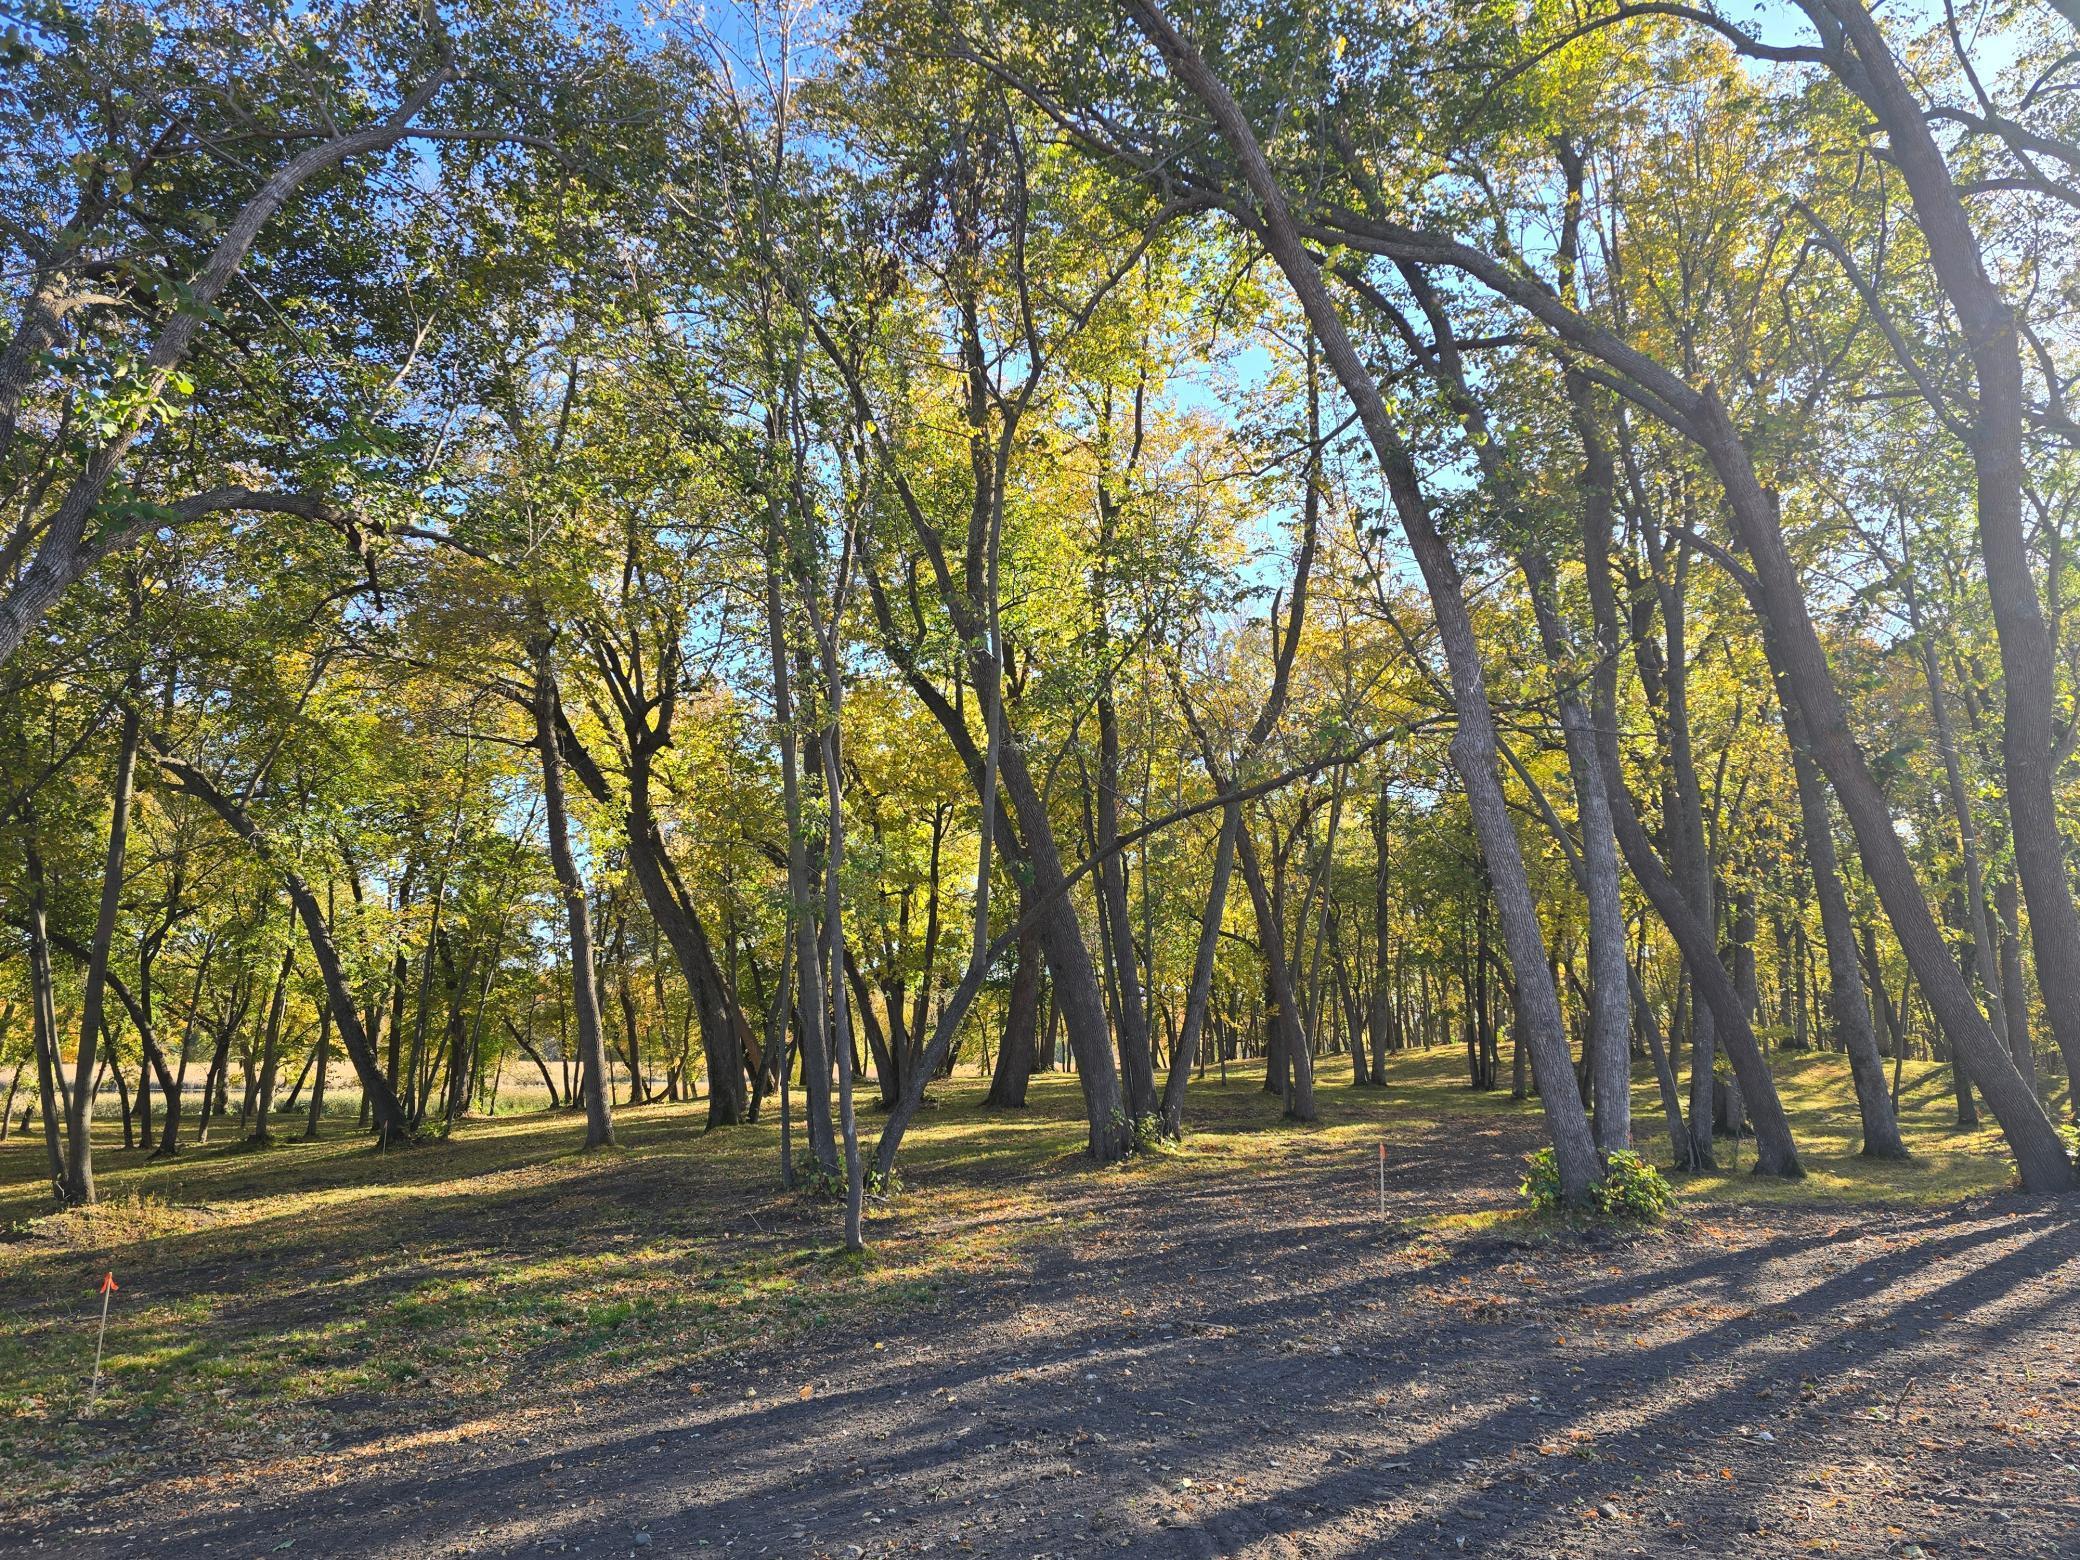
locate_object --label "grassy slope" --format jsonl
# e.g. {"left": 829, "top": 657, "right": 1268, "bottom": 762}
{"left": 0, "top": 1043, "right": 2028, "bottom": 1502}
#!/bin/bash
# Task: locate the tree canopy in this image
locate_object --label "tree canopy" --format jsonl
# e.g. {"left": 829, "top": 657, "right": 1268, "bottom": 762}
{"left": 7, "top": 0, "right": 2080, "bottom": 1234}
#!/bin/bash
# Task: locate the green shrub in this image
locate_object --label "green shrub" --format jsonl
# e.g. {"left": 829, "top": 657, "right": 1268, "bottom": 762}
{"left": 797, "top": 1166, "right": 847, "bottom": 1200}
{"left": 866, "top": 1165, "right": 904, "bottom": 1197}
{"left": 1520, "top": 1148, "right": 1677, "bottom": 1222}
{"left": 1132, "top": 1112, "right": 1172, "bottom": 1155}
{"left": 1108, "top": 1109, "right": 1178, "bottom": 1157}
{"left": 1519, "top": 1146, "right": 1567, "bottom": 1213}
{"left": 1598, "top": 1150, "right": 1677, "bottom": 1219}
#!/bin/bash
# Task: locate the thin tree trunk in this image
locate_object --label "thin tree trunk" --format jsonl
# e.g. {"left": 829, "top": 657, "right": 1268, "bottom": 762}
{"left": 1096, "top": 685, "right": 1157, "bottom": 1123}
{"left": 1235, "top": 820, "right": 1316, "bottom": 1121}
{"left": 26, "top": 841, "right": 65, "bottom": 1198}
{"left": 1780, "top": 686, "right": 1905, "bottom": 1156}
{"left": 765, "top": 546, "right": 837, "bottom": 1172}
{"left": 1997, "top": 878, "right": 2038, "bottom": 1097}
{"left": 1120, "top": 3, "right": 1604, "bottom": 1198}
{"left": 149, "top": 748, "right": 413, "bottom": 1144}
{"left": 305, "top": 1006, "right": 330, "bottom": 1139}
{"left": 250, "top": 945, "right": 293, "bottom": 1144}
{"left": 530, "top": 638, "right": 614, "bottom": 1150}
{"left": 61, "top": 696, "right": 140, "bottom": 1203}
{"left": 1564, "top": 384, "right": 1800, "bottom": 1175}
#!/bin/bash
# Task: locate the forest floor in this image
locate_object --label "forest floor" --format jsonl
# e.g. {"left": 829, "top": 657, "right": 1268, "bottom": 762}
{"left": 3, "top": 1050, "right": 2078, "bottom": 1557}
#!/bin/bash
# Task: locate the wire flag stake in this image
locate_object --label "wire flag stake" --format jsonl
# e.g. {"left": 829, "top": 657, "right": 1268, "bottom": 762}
{"left": 88, "top": 1271, "right": 117, "bottom": 1413}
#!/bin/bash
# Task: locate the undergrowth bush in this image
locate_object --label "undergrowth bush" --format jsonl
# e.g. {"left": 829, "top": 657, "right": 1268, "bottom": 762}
{"left": 1521, "top": 1148, "right": 1676, "bottom": 1222}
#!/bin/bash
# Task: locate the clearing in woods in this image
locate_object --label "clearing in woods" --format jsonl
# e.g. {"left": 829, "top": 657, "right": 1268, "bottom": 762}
{"left": 2, "top": 1050, "right": 2077, "bottom": 1558}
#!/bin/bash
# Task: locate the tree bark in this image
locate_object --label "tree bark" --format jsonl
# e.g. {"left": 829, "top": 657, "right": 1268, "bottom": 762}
{"left": 1235, "top": 819, "right": 1316, "bottom": 1120}
{"left": 250, "top": 945, "right": 293, "bottom": 1144}
{"left": 305, "top": 1006, "right": 330, "bottom": 1139}
{"left": 1119, "top": 0, "right": 1605, "bottom": 1198}
{"left": 61, "top": 696, "right": 139, "bottom": 1203}
{"left": 25, "top": 841, "right": 65, "bottom": 1199}
{"left": 1565, "top": 388, "right": 1801, "bottom": 1175}
{"left": 150, "top": 743, "right": 412, "bottom": 1143}
{"left": 764, "top": 550, "right": 838, "bottom": 1171}
{"left": 1813, "top": 0, "right": 2080, "bottom": 1147}
{"left": 986, "top": 916, "right": 1044, "bottom": 1109}
{"left": 530, "top": 639, "right": 614, "bottom": 1150}
{"left": 1781, "top": 689, "right": 1906, "bottom": 1156}
{"left": 1161, "top": 805, "right": 1239, "bottom": 1132}
{"left": 1096, "top": 683, "right": 1157, "bottom": 1122}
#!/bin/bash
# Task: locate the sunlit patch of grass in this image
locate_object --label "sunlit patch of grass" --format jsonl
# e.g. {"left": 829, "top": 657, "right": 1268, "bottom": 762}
{"left": 1426, "top": 1206, "right": 1540, "bottom": 1237}
{"left": 1646, "top": 1050, "right": 2022, "bottom": 1207}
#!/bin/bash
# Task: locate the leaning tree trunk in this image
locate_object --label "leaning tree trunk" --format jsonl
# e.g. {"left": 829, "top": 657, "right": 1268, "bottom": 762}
{"left": 150, "top": 744, "right": 412, "bottom": 1143}
{"left": 1329, "top": 130, "right": 2073, "bottom": 1190}
{"left": 1779, "top": 683, "right": 1906, "bottom": 1156}
{"left": 530, "top": 641, "right": 614, "bottom": 1150}
{"left": 62, "top": 696, "right": 140, "bottom": 1205}
{"left": 1235, "top": 820, "right": 1316, "bottom": 1122}
{"left": 250, "top": 945, "right": 293, "bottom": 1144}
{"left": 1121, "top": 0, "right": 1604, "bottom": 1201}
{"left": 1382, "top": 257, "right": 1633, "bottom": 1154}
{"left": 1819, "top": 0, "right": 2080, "bottom": 1138}
{"left": 998, "top": 739, "right": 1130, "bottom": 1162}
{"left": 1566, "top": 386, "right": 1802, "bottom": 1176}
{"left": 305, "top": 1007, "right": 330, "bottom": 1139}
{"left": 1996, "top": 879, "right": 2037, "bottom": 1094}
{"left": 1686, "top": 399, "right": 2067, "bottom": 1188}
{"left": 1908, "top": 551, "right": 2012, "bottom": 1071}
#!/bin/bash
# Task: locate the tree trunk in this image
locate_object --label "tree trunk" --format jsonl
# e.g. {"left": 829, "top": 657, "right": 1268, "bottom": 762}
{"left": 149, "top": 746, "right": 413, "bottom": 1143}
{"left": 62, "top": 697, "right": 140, "bottom": 1204}
{"left": 999, "top": 740, "right": 1130, "bottom": 1161}
{"left": 1781, "top": 688, "right": 1905, "bottom": 1156}
{"left": 305, "top": 1006, "right": 330, "bottom": 1139}
{"left": 1096, "top": 686, "right": 1157, "bottom": 1123}
{"left": 1369, "top": 778, "right": 1398, "bottom": 1088}
{"left": 816, "top": 621, "right": 866, "bottom": 1252}
{"left": 986, "top": 917, "right": 1044, "bottom": 1109}
{"left": 1688, "top": 397, "right": 2064, "bottom": 1185}
{"left": 1818, "top": 0, "right": 2080, "bottom": 1154}
{"left": 1235, "top": 820, "right": 1316, "bottom": 1121}
{"left": 26, "top": 843, "right": 65, "bottom": 1199}
{"left": 530, "top": 639, "right": 614, "bottom": 1150}
{"left": 250, "top": 945, "right": 293, "bottom": 1144}
{"left": 1118, "top": 3, "right": 1605, "bottom": 1198}
{"left": 1566, "top": 391, "right": 1800, "bottom": 1176}
{"left": 1996, "top": 878, "right": 2038, "bottom": 1097}
{"left": 1357, "top": 200, "right": 2069, "bottom": 1189}
{"left": 764, "top": 552, "right": 838, "bottom": 1171}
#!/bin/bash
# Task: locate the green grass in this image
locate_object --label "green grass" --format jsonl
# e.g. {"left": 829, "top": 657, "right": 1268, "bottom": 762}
{"left": 0, "top": 1039, "right": 2038, "bottom": 1504}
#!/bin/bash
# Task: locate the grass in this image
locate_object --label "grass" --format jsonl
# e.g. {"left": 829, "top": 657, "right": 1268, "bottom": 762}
{"left": 0, "top": 1039, "right": 2039, "bottom": 1505}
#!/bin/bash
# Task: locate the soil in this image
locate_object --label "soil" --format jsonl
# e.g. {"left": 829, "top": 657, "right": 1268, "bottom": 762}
{"left": 7, "top": 1111, "right": 2079, "bottom": 1558}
